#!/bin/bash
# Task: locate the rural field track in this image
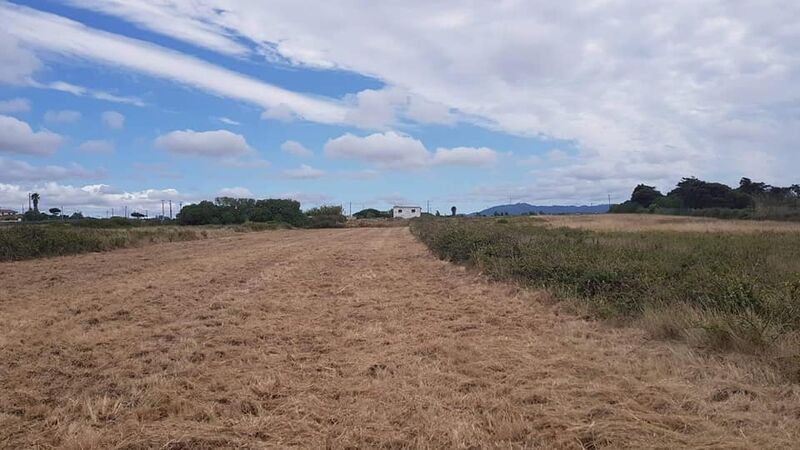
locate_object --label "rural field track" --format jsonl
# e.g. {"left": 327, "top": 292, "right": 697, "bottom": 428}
{"left": 1, "top": 228, "right": 798, "bottom": 449}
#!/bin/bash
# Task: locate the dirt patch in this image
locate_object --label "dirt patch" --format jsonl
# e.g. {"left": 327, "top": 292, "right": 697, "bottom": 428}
{"left": 1, "top": 228, "right": 798, "bottom": 448}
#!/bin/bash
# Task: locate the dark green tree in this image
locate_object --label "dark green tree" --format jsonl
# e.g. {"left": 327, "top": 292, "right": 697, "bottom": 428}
{"left": 630, "top": 184, "right": 663, "bottom": 208}
{"left": 48, "top": 208, "right": 61, "bottom": 216}
{"left": 668, "top": 177, "right": 752, "bottom": 209}
{"left": 31, "top": 193, "right": 40, "bottom": 212}
{"left": 451, "top": 206, "right": 457, "bottom": 216}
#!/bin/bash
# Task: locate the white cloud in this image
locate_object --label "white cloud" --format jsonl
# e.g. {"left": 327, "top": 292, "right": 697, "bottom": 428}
{"left": 345, "top": 88, "right": 404, "bottom": 130}
{"left": 260, "top": 103, "right": 298, "bottom": 122}
{"left": 101, "top": 111, "right": 125, "bottom": 129}
{"left": 38, "top": 80, "right": 144, "bottom": 106}
{"left": 60, "top": 0, "right": 250, "bottom": 56}
{"left": 0, "top": 157, "right": 104, "bottom": 182}
{"left": 155, "top": 129, "right": 255, "bottom": 158}
{"left": 0, "top": 3, "right": 347, "bottom": 125}
{"left": 324, "top": 132, "right": 430, "bottom": 169}
{"left": 280, "top": 140, "right": 313, "bottom": 158}
{"left": 0, "top": 31, "right": 41, "bottom": 85}
{"left": 283, "top": 164, "right": 325, "bottom": 179}
{"left": 324, "top": 132, "right": 498, "bottom": 169}
{"left": 432, "top": 147, "right": 497, "bottom": 167}
{"left": 405, "top": 96, "right": 455, "bottom": 125}
{"left": 79, "top": 139, "right": 115, "bottom": 153}
{"left": 0, "top": 115, "right": 63, "bottom": 156}
{"left": 217, "top": 117, "right": 241, "bottom": 126}
{"left": 218, "top": 187, "right": 254, "bottom": 198}
{"left": 0, "top": 98, "right": 31, "bottom": 114}
{"left": 44, "top": 110, "right": 81, "bottom": 123}
{"left": 53, "top": 0, "right": 800, "bottom": 187}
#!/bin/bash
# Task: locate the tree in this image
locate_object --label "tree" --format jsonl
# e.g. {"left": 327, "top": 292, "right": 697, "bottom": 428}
{"left": 668, "top": 177, "right": 752, "bottom": 209}
{"left": 31, "top": 193, "right": 40, "bottom": 212}
{"left": 353, "top": 208, "right": 391, "bottom": 219}
{"left": 435, "top": 210, "right": 441, "bottom": 217}
{"left": 737, "top": 177, "right": 769, "bottom": 196}
{"left": 630, "top": 184, "right": 663, "bottom": 208}
{"left": 451, "top": 206, "right": 457, "bottom": 216}
{"left": 48, "top": 208, "right": 61, "bottom": 216}
{"left": 131, "top": 212, "right": 145, "bottom": 219}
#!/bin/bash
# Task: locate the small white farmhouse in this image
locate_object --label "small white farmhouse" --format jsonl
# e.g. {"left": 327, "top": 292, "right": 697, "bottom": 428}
{"left": 392, "top": 205, "right": 422, "bottom": 219}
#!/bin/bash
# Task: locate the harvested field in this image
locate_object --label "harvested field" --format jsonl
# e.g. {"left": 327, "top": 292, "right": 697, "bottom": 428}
{"left": 540, "top": 213, "right": 800, "bottom": 233}
{"left": 1, "top": 228, "right": 799, "bottom": 448}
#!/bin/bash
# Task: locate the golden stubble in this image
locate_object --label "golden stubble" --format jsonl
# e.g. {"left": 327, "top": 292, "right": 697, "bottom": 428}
{"left": 1, "top": 228, "right": 798, "bottom": 448}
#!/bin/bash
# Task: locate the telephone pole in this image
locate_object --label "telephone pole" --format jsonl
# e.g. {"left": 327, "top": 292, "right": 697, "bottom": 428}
{"left": 169, "top": 200, "right": 173, "bottom": 219}
{"left": 427, "top": 200, "right": 430, "bottom": 214}
{"left": 161, "top": 200, "right": 165, "bottom": 219}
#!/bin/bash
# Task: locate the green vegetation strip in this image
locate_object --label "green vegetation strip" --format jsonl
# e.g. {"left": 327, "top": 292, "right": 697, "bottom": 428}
{"left": 0, "top": 222, "right": 286, "bottom": 262}
{"left": 411, "top": 217, "right": 800, "bottom": 377}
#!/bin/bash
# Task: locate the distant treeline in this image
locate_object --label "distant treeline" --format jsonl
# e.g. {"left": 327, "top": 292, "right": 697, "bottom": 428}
{"left": 612, "top": 177, "right": 800, "bottom": 220}
{"left": 177, "top": 197, "right": 347, "bottom": 228}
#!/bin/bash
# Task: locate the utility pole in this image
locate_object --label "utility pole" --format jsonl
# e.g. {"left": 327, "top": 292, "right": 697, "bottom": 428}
{"left": 427, "top": 200, "right": 430, "bottom": 214}
{"left": 28, "top": 193, "right": 31, "bottom": 212}
{"left": 349, "top": 202, "right": 352, "bottom": 217}
{"left": 111, "top": 207, "right": 115, "bottom": 217}
{"left": 124, "top": 205, "right": 127, "bottom": 218}
{"left": 161, "top": 200, "right": 165, "bottom": 220}
{"left": 169, "top": 200, "right": 173, "bottom": 219}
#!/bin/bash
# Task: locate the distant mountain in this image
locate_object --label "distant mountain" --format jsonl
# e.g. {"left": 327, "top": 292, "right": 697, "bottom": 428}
{"left": 474, "top": 202, "right": 609, "bottom": 216}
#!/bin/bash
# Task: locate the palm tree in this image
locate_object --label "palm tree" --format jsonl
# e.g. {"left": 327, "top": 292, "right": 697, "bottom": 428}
{"left": 31, "top": 193, "right": 40, "bottom": 212}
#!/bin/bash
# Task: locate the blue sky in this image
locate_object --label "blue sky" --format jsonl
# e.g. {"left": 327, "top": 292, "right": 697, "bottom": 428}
{"left": 1, "top": 1, "right": 798, "bottom": 216}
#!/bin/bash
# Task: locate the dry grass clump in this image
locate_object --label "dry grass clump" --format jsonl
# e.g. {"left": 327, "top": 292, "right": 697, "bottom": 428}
{"left": 2, "top": 228, "right": 799, "bottom": 448}
{"left": 539, "top": 213, "right": 800, "bottom": 233}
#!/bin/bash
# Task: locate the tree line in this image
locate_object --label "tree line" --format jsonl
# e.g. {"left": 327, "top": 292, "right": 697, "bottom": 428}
{"left": 177, "top": 197, "right": 348, "bottom": 228}
{"left": 613, "top": 177, "right": 800, "bottom": 219}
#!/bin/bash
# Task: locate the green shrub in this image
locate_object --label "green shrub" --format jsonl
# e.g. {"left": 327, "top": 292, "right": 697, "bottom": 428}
{"left": 306, "top": 205, "right": 346, "bottom": 228}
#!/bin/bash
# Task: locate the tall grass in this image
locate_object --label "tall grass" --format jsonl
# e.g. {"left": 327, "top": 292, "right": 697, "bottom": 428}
{"left": 0, "top": 224, "right": 201, "bottom": 262}
{"left": 411, "top": 217, "right": 800, "bottom": 379}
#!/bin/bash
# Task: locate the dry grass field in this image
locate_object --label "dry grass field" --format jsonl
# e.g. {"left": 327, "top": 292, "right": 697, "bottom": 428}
{"left": 2, "top": 227, "right": 800, "bottom": 448}
{"left": 539, "top": 213, "right": 800, "bottom": 233}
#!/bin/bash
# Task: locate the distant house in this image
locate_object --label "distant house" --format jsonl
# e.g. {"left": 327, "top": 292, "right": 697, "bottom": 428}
{"left": 392, "top": 205, "right": 422, "bottom": 219}
{"left": 0, "top": 208, "right": 20, "bottom": 222}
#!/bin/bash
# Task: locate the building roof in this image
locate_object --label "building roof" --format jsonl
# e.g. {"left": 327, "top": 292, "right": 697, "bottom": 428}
{"left": 392, "top": 205, "right": 421, "bottom": 209}
{"left": 0, "top": 208, "right": 18, "bottom": 214}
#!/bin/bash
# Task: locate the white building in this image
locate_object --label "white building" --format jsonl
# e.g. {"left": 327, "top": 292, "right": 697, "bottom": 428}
{"left": 392, "top": 205, "right": 422, "bottom": 219}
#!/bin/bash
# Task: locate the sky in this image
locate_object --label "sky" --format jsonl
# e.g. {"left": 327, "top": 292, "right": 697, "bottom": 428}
{"left": 1, "top": 0, "right": 798, "bottom": 216}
